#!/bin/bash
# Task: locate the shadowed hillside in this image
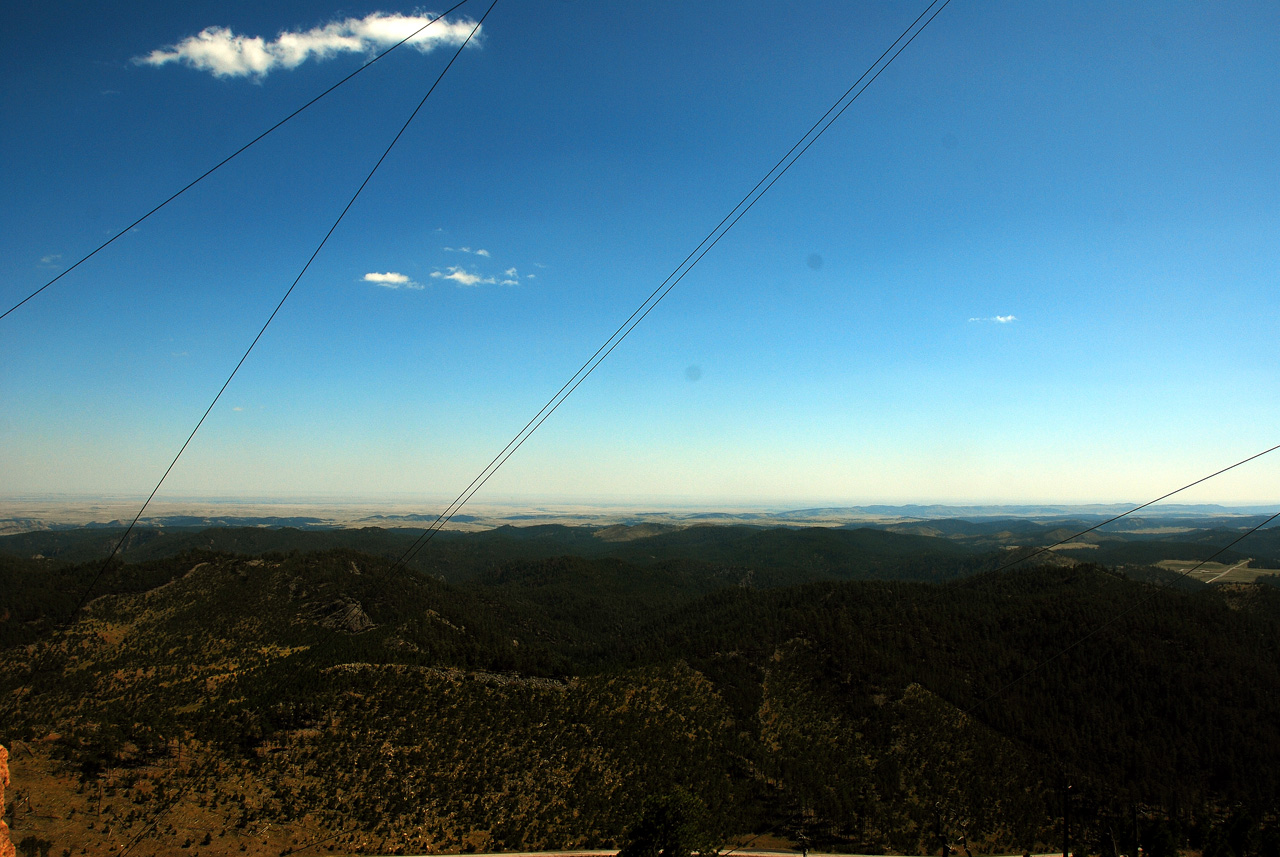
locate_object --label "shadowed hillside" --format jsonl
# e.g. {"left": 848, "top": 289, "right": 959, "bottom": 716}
{"left": 3, "top": 534, "right": 1280, "bottom": 856}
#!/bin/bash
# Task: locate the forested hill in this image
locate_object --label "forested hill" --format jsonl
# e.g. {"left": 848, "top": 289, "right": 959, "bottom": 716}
{"left": 0, "top": 523, "right": 992, "bottom": 586}
{"left": 2, "top": 537, "right": 1279, "bottom": 857}
{"left": 5, "top": 517, "right": 1275, "bottom": 581}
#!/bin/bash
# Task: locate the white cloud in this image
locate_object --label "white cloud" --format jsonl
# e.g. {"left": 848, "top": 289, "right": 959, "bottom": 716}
{"left": 364, "top": 271, "right": 408, "bottom": 284}
{"left": 39, "top": 253, "right": 61, "bottom": 266}
{"left": 430, "top": 266, "right": 495, "bottom": 287}
{"left": 969, "top": 314, "right": 1017, "bottom": 323}
{"left": 363, "top": 271, "right": 422, "bottom": 290}
{"left": 136, "top": 12, "right": 481, "bottom": 79}
{"left": 426, "top": 251, "right": 536, "bottom": 288}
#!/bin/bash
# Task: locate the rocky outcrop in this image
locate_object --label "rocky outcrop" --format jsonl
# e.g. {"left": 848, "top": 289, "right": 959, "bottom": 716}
{"left": 305, "top": 597, "right": 375, "bottom": 633}
{"left": 0, "top": 744, "right": 15, "bottom": 857}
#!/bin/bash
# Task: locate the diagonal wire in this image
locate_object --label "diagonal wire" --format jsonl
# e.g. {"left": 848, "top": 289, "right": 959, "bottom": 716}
{"left": 892, "top": 499, "right": 1280, "bottom": 827}
{"left": 370, "top": 0, "right": 957, "bottom": 589}
{"left": 0, "top": 0, "right": 475, "bottom": 323}
{"left": 65, "top": 0, "right": 498, "bottom": 622}
{"left": 119, "top": 754, "right": 219, "bottom": 857}
{"left": 849, "top": 441, "right": 1280, "bottom": 644}
{"left": 962, "top": 510, "right": 1280, "bottom": 720}
{"left": 987, "top": 442, "right": 1280, "bottom": 574}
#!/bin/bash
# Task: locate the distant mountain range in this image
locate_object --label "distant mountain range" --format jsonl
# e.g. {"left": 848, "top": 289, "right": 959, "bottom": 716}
{"left": 4, "top": 513, "right": 1279, "bottom": 578}
{"left": 3, "top": 500, "right": 1277, "bottom": 539}
{"left": 789, "top": 502, "right": 1280, "bottom": 518}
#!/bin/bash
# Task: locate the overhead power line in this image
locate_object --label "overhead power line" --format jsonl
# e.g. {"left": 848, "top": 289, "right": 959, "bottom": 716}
{"left": 852, "top": 442, "right": 1280, "bottom": 641}
{"left": 886, "top": 448, "right": 1279, "bottom": 812}
{"left": 376, "top": 0, "right": 958, "bottom": 581}
{"left": 855, "top": 466, "right": 1278, "bottom": 831}
{"left": 991, "top": 442, "right": 1280, "bottom": 572}
{"left": 65, "top": 0, "right": 498, "bottom": 622}
{"left": 0, "top": 0, "right": 475, "bottom": 323}
{"left": 962, "top": 509, "right": 1280, "bottom": 721}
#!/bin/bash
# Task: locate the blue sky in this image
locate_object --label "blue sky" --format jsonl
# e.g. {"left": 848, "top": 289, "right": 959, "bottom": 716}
{"left": 2, "top": 0, "right": 1278, "bottom": 506}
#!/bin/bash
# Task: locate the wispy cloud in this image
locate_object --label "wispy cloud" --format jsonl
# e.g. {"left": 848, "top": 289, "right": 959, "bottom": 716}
{"left": 363, "top": 271, "right": 422, "bottom": 290}
{"left": 430, "top": 266, "right": 495, "bottom": 287}
{"left": 136, "top": 12, "right": 480, "bottom": 79}
{"left": 428, "top": 244, "right": 534, "bottom": 288}
{"left": 969, "top": 314, "right": 1017, "bottom": 324}
{"left": 38, "top": 254, "right": 62, "bottom": 267}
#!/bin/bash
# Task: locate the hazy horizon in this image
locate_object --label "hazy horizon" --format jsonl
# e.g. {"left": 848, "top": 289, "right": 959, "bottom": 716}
{"left": 5, "top": 493, "right": 1279, "bottom": 535}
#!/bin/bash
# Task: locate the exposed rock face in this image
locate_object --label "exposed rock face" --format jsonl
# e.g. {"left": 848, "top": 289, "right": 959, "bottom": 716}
{"left": 306, "top": 598, "right": 375, "bottom": 633}
{"left": 0, "top": 744, "right": 14, "bottom": 857}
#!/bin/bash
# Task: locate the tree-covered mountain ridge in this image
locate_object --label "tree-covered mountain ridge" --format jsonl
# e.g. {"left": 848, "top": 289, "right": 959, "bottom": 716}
{"left": 1, "top": 526, "right": 1279, "bottom": 857}
{"left": 4, "top": 519, "right": 1279, "bottom": 583}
